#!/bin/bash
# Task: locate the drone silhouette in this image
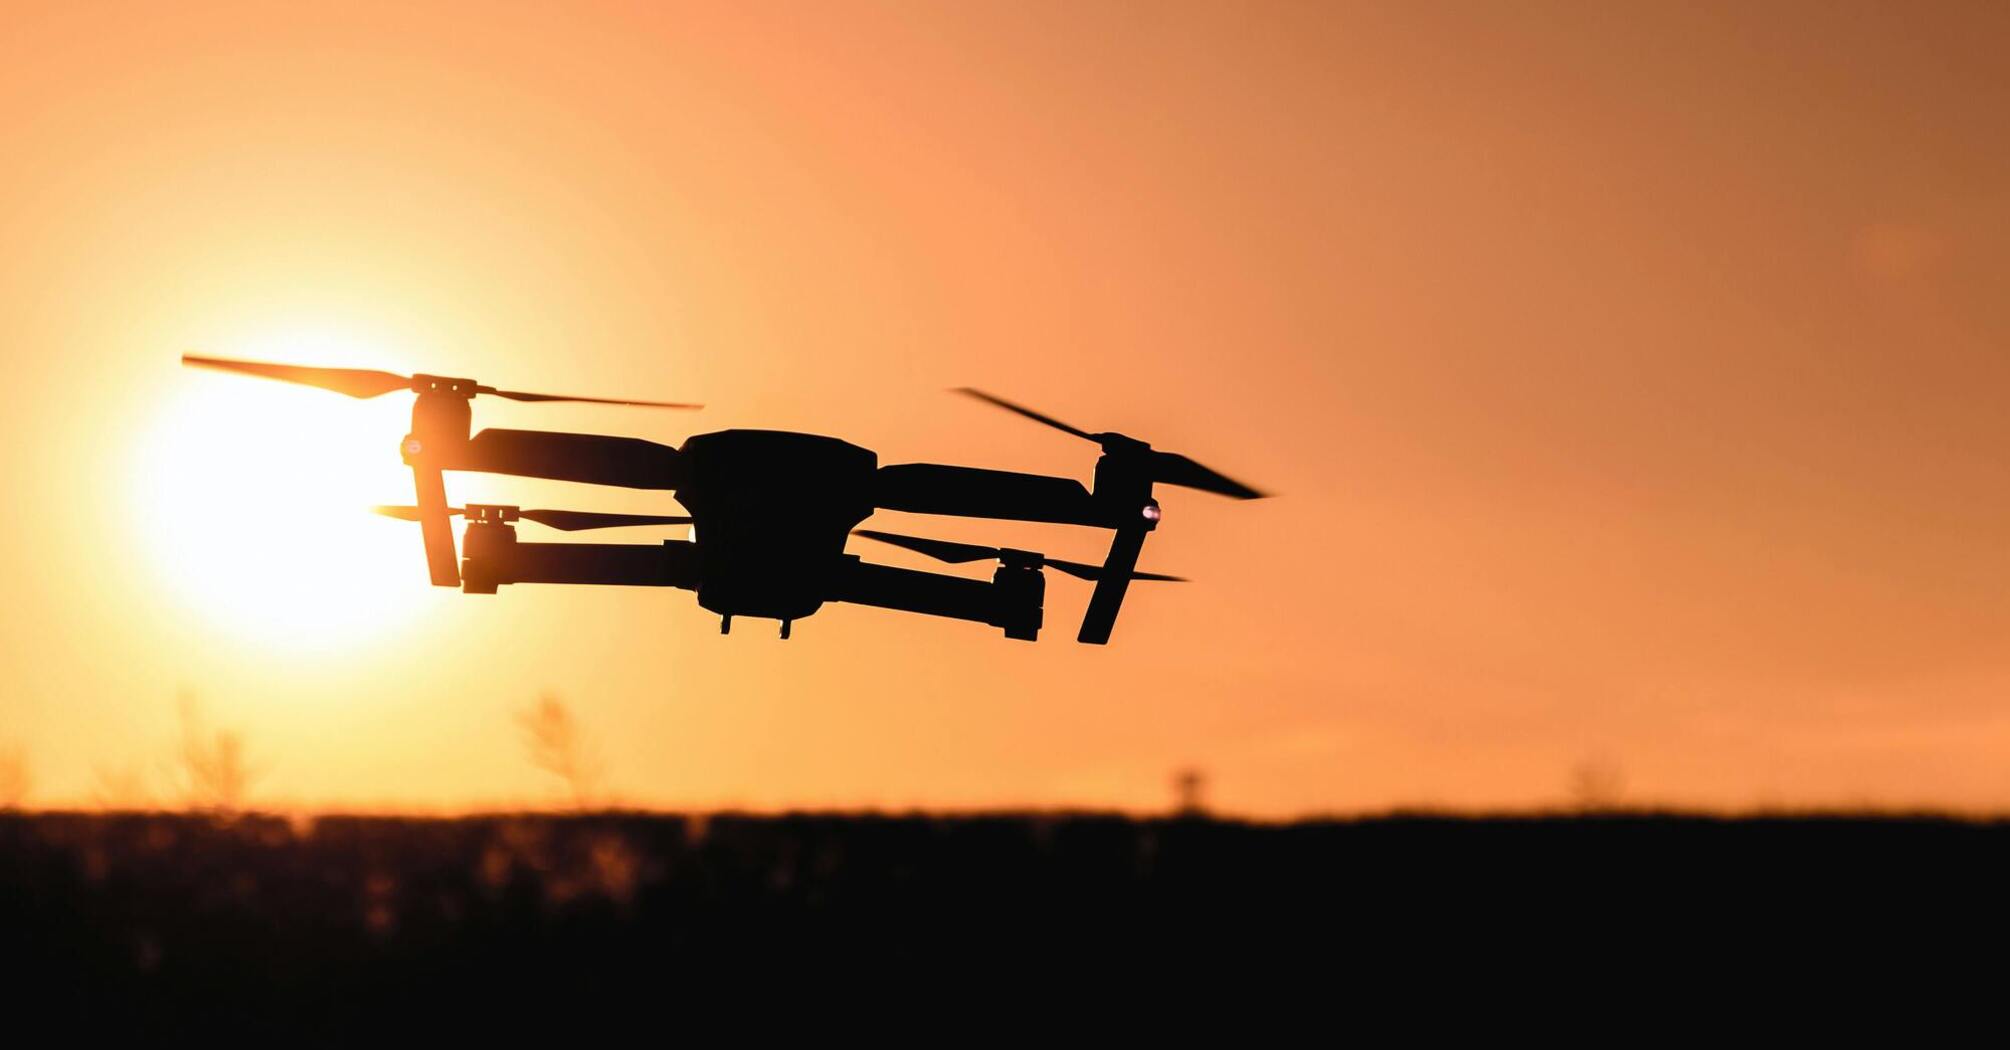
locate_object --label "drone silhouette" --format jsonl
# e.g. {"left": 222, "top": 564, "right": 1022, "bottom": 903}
{"left": 182, "top": 355, "right": 1267, "bottom": 643}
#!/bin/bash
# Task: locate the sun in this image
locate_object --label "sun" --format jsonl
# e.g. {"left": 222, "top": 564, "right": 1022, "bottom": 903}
{"left": 134, "top": 333, "right": 441, "bottom": 651}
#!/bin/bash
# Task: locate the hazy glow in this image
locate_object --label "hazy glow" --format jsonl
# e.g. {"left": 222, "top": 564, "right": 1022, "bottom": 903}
{"left": 134, "top": 333, "right": 430, "bottom": 651}
{"left": 3, "top": 2, "right": 2007, "bottom": 814}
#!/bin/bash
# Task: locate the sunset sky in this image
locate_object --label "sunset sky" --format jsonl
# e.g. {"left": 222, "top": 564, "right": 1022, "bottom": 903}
{"left": 2, "top": 1, "right": 2007, "bottom": 814}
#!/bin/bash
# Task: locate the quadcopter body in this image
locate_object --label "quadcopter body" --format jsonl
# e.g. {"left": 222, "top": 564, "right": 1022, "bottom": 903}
{"left": 184, "top": 356, "right": 1263, "bottom": 644}
{"left": 674, "top": 430, "right": 877, "bottom": 625}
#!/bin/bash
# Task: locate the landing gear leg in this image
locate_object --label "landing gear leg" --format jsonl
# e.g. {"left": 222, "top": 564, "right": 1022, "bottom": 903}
{"left": 779, "top": 619, "right": 792, "bottom": 640}
{"left": 720, "top": 615, "right": 732, "bottom": 635}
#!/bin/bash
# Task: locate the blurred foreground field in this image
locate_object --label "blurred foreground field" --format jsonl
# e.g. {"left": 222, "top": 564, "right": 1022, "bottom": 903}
{"left": 6, "top": 811, "right": 2004, "bottom": 1028}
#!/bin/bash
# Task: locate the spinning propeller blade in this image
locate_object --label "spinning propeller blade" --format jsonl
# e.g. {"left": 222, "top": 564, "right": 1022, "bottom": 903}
{"left": 518, "top": 509, "right": 693, "bottom": 531}
{"left": 851, "top": 530, "right": 998, "bottom": 564}
{"left": 184, "top": 355, "right": 412, "bottom": 399}
{"left": 852, "top": 529, "right": 1184, "bottom": 582}
{"left": 373, "top": 506, "right": 692, "bottom": 531}
{"left": 952, "top": 388, "right": 1099, "bottom": 441}
{"left": 1146, "top": 450, "right": 1265, "bottom": 501}
{"left": 954, "top": 387, "right": 1268, "bottom": 499}
{"left": 183, "top": 354, "right": 700, "bottom": 408}
{"left": 475, "top": 387, "right": 701, "bottom": 408}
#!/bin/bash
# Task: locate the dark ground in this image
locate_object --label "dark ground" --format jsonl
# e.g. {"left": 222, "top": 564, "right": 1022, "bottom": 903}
{"left": 4, "top": 811, "right": 2002, "bottom": 1030}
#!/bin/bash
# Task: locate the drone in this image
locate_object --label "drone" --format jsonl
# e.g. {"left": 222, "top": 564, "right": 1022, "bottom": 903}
{"left": 182, "top": 355, "right": 1268, "bottom": 643}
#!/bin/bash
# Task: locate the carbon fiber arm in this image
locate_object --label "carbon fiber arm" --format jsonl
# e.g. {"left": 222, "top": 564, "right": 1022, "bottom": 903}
{"left": 873, "top": 463, "right": 1104, "bottom": 526}
{"left": 829, "top": 557, "right": 1041, "bottom": 639}
{"left": 443, "top": 429, "right": 685, "bottom": 489}
{"left": 466, "top": 539, "right": 701, "bottom": 590}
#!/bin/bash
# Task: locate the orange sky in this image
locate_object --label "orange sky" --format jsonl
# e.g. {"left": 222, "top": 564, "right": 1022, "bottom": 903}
{"left": 2, "top": 1, "right": 2008, "bottom": 815}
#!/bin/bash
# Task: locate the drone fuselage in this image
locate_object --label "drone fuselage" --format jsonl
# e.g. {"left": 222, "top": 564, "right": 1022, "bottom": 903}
{"left": 672, "top": 429, "right": 876, "bottom": 622}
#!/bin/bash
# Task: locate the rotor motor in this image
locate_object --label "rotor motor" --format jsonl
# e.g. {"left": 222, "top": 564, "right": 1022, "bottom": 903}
{"left": 990, "top": 552, "right": 1046, "bottom": 642}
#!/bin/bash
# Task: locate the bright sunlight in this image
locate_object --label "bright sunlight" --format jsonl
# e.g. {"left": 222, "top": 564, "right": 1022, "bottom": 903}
{"left": 133, "top": 331, "right": 438, "bottom": 651}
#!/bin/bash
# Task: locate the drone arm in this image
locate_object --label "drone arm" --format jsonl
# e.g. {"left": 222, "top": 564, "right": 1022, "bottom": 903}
{"left": 445, "top": 429, "right": 684, "bottom": 489}
{"left": 404, "top": 390, "right": 471, "bottom": 587}
{"left": 830, "top": 558, "right": 995, "bottom": 624}
{"left": 1076, "top": 523, "right": 1148, "bottom": 644}
{"left": 830, "top": 557, "right": 1037, "bottom": 637}
{"left": 468, "top": 539, "right": 701, "bottom": 590}
{"left": 873, "top": 463, "right": 1104, "bottom": 526}
{"left": 410, "top": 463, "right": 461, "bottom": 587}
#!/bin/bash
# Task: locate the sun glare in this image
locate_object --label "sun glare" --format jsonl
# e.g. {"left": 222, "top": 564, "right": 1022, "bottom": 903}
{"left": 135, "top": 334, "right": 438, "bottom": 651}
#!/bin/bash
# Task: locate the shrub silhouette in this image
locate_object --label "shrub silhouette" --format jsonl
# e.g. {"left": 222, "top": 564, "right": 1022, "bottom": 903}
{"left": 0, "top": 745, "right": 28, "bottom": 811}
{"left": 517, "top": 693, "right": 606, "bottom": 810}
{"left": 174, "top": 695, "right": 259, "bottom": 815}
{"left": 1568, "top": 756, "right": 1627, "bottom": 812}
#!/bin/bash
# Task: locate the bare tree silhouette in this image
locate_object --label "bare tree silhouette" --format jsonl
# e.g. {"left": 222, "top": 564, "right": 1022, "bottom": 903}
{"left": 174, "top": 695, "right": 259, "bottom": 815}
{"left": 1568, "top": 756, "right": 1627, "bottom": 813}
{"left": 0, "top": 744, "right": 28, "bottom": 811}
{"left": 1172, "top": 766, "right": 1209, "bottom": 818}
{"left": 517, "top": 693, "right": 605, "bottom": 811}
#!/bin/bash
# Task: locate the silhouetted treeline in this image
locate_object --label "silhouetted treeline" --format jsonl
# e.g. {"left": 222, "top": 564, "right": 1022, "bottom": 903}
{"left": 3, "top": 812, "right": 2004, "bottom": 1032}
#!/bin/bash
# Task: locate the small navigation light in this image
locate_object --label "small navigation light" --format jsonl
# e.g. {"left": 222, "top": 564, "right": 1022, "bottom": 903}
{"left": 1141, "top": 503, "right": 1162, "bottom": 523}
{"left": 402, "top": 437, "right": 425, "bottom": 457}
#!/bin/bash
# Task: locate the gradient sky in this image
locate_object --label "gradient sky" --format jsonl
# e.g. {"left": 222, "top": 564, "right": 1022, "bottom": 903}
{"left": 2, "top": 1, "right": 2007, "bottom": 814}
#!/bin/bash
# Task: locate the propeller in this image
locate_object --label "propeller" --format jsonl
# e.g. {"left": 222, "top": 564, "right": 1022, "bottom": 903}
{"left": 183, "top": 354, "right": 701, "bottom": 408}
{"left": 954, "top": 388, "right": 1267, "bottom": 500}
{"left": 852, "top": 529, "right": 1184, "bottom": 582}
{"left": 373, "top": 505, "right": 692, "bottom": 532}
